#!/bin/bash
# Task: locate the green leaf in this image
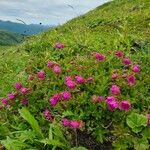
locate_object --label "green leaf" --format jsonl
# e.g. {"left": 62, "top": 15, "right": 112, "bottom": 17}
{"left": 18, "top": 107, "right": 43, "bottom": 138}
{"left": 126, "top": 113, "right": 147, "bottom": 133}
{"left": 71, "top": 147, "right": 88, "bottom": 150}
{"left": 134, "top": 138, "right": 149, "bottom": 150}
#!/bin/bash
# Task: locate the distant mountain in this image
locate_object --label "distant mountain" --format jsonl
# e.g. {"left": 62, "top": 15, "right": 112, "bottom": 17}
{"left": 0, "top": 30, "right": 24, "bottom": 46}
{"left": 0, "top": 20, "right": 54, "bottom": 35}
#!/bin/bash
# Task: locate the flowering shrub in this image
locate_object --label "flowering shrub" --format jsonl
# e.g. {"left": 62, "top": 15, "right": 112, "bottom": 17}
{"left": 0, "top": 45, "right": 149, "bottom": 150}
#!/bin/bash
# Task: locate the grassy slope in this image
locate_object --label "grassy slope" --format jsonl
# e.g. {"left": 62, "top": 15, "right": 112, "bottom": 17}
{"left": 0, "top": 30, "right": 24, "bottom": 46}
{"left": 0, "top": 0, "right": 150, "bottom": 97}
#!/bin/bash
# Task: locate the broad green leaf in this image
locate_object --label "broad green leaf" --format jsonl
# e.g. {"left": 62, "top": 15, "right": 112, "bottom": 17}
{"left": 19, "top": 107, "right": 43, "bottom": 138}
{"left": 134, "top": 138, "right": 149, "bottom": 150}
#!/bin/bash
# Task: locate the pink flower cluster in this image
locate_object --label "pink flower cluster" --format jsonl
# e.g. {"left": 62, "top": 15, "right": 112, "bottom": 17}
{"left": 62, "top": 118, "right": 83, "bottom": 129}
{"left": 49, "top": 91, "right": 71, "bottom": 106}
{"left": 47, "top": 61, "right": 62, "bottom": 74}
{"left": 43, "top": 109, "right": 54, "bottom": 121}
{"left": 91, "top": 95, "right": 104, "bottom": 103}
{"left": 95, "top": 52, "right": 106, "bottom": 61}
{"left": 54, "top": 43, "right": 65, "bottom": 49}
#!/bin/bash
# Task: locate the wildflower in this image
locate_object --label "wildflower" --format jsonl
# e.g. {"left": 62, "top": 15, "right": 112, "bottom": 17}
{"left": 110, "top": 85, "right": 121, "bottom": 95}
{"left": 106, "top": 96, "right": 118, "bottom": 111}
{"left": 112, "top": 73, "right": 118, "bottom": 80}
{"left": 54, "top": 43, "right": 65, "bottom": 49}
{"left": 62, "top": 118, "right": 70, "bottom": 127}
{"left": 98, "top": 96, "right": 104, "bottom": 102}
{"left": 95, "top": 52, "right": 105, "bottom": 61}
{"left": 15, "top": 82, "right": 22, "bottom": 90}
{"left": 66, "top": 80, "right": 76, "bottom": 89}
{"left": 70, "top": 120, "right": 80, "bottom": 129}
{"left": 65, "top": 76, "right": 73, "bottom": 82}
{"left": 132, "top": 64, "right": 140, "bottom": 73}
{"left": 37, "top": 70, "right": 46, "bottom": 80}
{"left": 62, "top": 91, "right": 71, "bottom": 101}
{"left": 115, "top": 51, "right": 124, "bottom": 58}
{"left": 43, "top": 109, "right": 54, "bottom": 121}
{"left": 127, "top": 75, "right": 136, "bottom": 86}
{"left": 20, "top": 87, "right": 30, "bottom": 95}
{"left": 92, "top": 95, "right": 98, "bottom": 103}
{"left": 119, "top": 101, "right": 131, "bottom": 111}
{"left": 47, "top": 61, "right": 55, "bottom": 68}
{"left": 8, "top": 93, "right": 16, "bottom": 100}
{"left": 28, "top": 75, "right": 34, "bottom": 81}
{"left": 147, "top": 114, "right": 150, "bottom": 126}
{"left": 75, "top": 76, "right": 85, "bottom": 84}
{"left": 21, "top": 99, "right": 29, "bottom": 106}
{"left": 1, "top": 98, "right": 8, "bottom": 106}
{"left": 53, "top": 65, "right": 62, "bottom": 74}
{"left": 123, "top": 58, "right": 131, "bottom": 65}
{"left": 49, "top": 94, "right": 61, "bottom": 106}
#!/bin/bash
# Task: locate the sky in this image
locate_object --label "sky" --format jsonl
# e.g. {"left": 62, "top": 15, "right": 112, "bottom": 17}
{"left": 0, "top": 0, "right": 109, "bottom": 25}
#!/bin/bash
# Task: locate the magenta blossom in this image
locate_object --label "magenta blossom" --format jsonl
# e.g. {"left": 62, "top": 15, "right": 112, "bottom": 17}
{"left": 75, "top": 76, "right": 85, "bottom": 84}
{"left": 54, "top": 43, "right": 65, "bottom": 49}
{"left": 21, "top": 99, "right": 29, "bottom": 106}
{"left": 15, "top": 82, "right": 22, "bottom": 90}
{"left": 119, "top": 101, "right": 131, "bottom": 111}
{"left": 98, "top": 96, "right": 104, "bottom": 102}
{"left": 43, "top": 109, "right": 54, "bottom": 121}
{"left": 28, "top": 75, "right": 34, "bottom": 81}
{"left": 95, "top": 52, "right": 105, "bottom": 61}
{"left": 115, "top": 51, "right": 124, "bottom": 58}
{"left": 1, "top": 98, "right": 8, "bottom": 106}
{"left": 62, "top": 118, "right": 70, "bottom": 127}
{"left": 66, "top": 80, "right": 76, "bottom": 89}
{"left": 110, "top": 85, "right": 121, "bottom": 95}
{"left": 49, "top": 94, "right": 61, "bottom": 106}
{"left": 37, "top": 70, "right": 46, "bottom": 80}
{"left": 70, "top": 120, "right": 80, "bottom": 129}
{"left": 53, "top": 65, "right": 62, "bottom": 74}
{"left": 106, "top": 97, "right": 118, "bottom": 111}
{"left": 65, "top": 76, "right": 73, "bottom": 82}
{"left": 127, "top": 75, "right": 136, "bottom": 86}
{"left": 132, "top": 64, "right": 140, "bottom": 73}
{"left": 147, "top": 114, "right": 150, "bottom": 126}
{"left": 47, "top": 61, "right": 55, "bottom": 68}
{"left": 20, "top": 87, "right": 30, "bottom": 95}
{"left": 123, "top": 58, "right": 131, "bottom": 65}
{"left": 8, "top": 93, "right": 16, "bottom": 100}
{"left": 106, "top": 96, "right": 116, "bottom": 103}
{"left": 62, "top": 91, "right": 71, "bottom": 101}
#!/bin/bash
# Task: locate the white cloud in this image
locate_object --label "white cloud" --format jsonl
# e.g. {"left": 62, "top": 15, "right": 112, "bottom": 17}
{"left": 0, "top": 0, "right": 109, "bottom": 25}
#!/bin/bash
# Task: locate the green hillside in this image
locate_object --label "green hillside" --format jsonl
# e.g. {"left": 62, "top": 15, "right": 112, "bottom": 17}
{"left": 0, "top": 0, "right": 150, "bottom": 149}
{"left": 0, "top": 30, "right": 24, "bottom": 46}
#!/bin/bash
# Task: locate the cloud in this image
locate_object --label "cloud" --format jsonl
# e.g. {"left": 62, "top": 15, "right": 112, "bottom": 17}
{"left": 0, "top": 0, "right": 109, "bottom": 25}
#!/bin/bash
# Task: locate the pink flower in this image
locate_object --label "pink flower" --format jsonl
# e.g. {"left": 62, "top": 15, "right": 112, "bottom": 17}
{"left": 66, "top": 80, "right": 76, "bottom": 89}
{"left": 1, "top": 98, "right": 8, "bottom": 106}
{"left": 21, "top": 99, "right": 29, "bottom": 105}
{"left": 119, "top": 101, "right": 131, "bottom": 111}
{"left": 43, "top": 109, "right": 54, "bottom": 121}
{"left": 65, "top": 76, "right": 73, "bottom": 82}
{"left": 53, "top": 65, "right": 62, "bottom": 74}
{"left": 132, "top": 64, "right": 140, "bottom": 73}
{"left": 111, "top": 73, "right": 118, "bottom": 80}
{"left": 62, "top": 91, "right": 71, "bottom": 101}
{"left": 98, "top": 96, "right": 104, "bottom": 102}
{"left": 49, "top": 94, "right": 61, "bottom": 106}
{"left": 123, "top": 58, "right": 131, "bottom": 65}
{"left": 127, "top": 75, "right": 136, "bottom": 86}
{"left": 28, "top": 75, "right": 34, "bottom": 81}
{"left": 37, "top": 70, "right": 46, "bottom": 80}
{"left": 54, "top": 43, "right": 65, "bottom": 49}
{"left": 8, "top": 93, "right": 16, "bottom": 100}
{"left": 115, "top": 51, "right": 124, "bottom": 58}
{"left": 70, "top": 120, "right": 80, "bottom": 129}
{"left": 75, "top": 76, "right": 85, "bottom": 84}
{"left": 147, "top": 114, "right": 150, "bottom": 126}
{"left": 106, "top": 96, "right": 118, "bottom": 111}
{"left": 62, "top": 118, "right": 70, "bottom": 127}
{"left": 110, "top": 85, "right": 121, "bottom": 95}
{"left": 47, "top": 61, "right": 55, "bottom": 68}
{"left": 95, "top": 52, "right": 105, "bottom": 61}
{"left": 15, "top": 82, "right": 22, "bottom": 90}
{"left": 20, "top": 87, "right": 30, "bottom": 95}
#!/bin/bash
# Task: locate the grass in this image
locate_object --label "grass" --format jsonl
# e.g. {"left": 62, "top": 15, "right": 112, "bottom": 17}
{"left": 0, "top": 0, "right": 150, "bottom": 97}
